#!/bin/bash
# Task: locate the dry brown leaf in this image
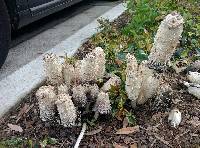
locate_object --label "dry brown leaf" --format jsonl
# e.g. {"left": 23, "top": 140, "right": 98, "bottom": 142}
{"left": 115, "top": 109, "right": 125, "bottom": 121}
{"left": 115, "top": 59, "right": 123, "bottom": 66}
{"left": 18, "top": 104, "right": 29, "bottom": 116}
{"left": 7, "top": 124, "right": 23, "bottom": 132}
{"left": 130, "top": 143, "right": 137, "bottom": 148}
{"left": 113, "top": 143, "right": 128, "bottom": 148}
{"left": 16, "top": 104, "right": 34, "bottom": 123}
{"left": 85, "top": 126, "right": 102, "bottom": 136}
{"left": 115, "top": 126, "right": 140, "bottom": 135}
{"left": 123, "top": 117, "right": 129, "bottom": 128}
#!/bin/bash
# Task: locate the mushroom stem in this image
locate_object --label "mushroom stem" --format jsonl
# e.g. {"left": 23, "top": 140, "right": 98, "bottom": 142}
{"left": 74, "top": 123, "right": 87, "bottom": 148}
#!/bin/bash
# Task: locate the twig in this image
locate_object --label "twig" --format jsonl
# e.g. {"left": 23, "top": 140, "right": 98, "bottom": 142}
{"left": 74, "top": 123, "right": 87, "bottom": 148}
{"left": 150, "top": 139, "right": 156, "bottom": 147}
{"left": 85, "top": 126, "right": 102, "bottom": 136}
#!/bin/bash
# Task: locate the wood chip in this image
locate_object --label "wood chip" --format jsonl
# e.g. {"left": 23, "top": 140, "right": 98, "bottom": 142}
{"left": 115, "top": 126, "right": 139, "bottom": 135}
{"left": 85, "top": 126, "right": 102, "bottom": 136}
{"left": 130, "top": 143, "right": 137, "bottom": 148}
{"left": 7, "top": 124, "right": 23, "bottom": 132}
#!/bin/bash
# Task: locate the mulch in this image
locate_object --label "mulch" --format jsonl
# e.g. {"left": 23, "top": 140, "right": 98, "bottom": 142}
{"left": 0, "top": 12, "right": 199, "bottom": 148}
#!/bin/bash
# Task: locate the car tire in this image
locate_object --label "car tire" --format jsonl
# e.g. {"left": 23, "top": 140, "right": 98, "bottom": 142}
{"left": 0, "top": 0, "right": 11, "bottom": 68}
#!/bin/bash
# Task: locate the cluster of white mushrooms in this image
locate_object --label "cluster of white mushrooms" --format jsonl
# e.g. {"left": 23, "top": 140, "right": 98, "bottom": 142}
{"left": 36, "top": 46, "right": 123, "bottom": 127}
{"left": 125, "top": 12, "right": 184, "bottom": 109}
{"left": 35, "top": 12, "right": 199, "bottom": 129}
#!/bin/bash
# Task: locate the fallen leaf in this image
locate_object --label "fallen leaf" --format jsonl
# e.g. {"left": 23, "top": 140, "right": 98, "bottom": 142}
{"left": 7, "top": 124, "right": 23, "bottom": 132}
{"left": 18, "top": 104, "right": 29, "bottom": 115}
{"left": 85, "top": 126, "right": 102, "bottom": 136}
{"left": 115, "top": 59, "right": 123, "bottom": 66}
{"left": 16, "top": 104, "right": 34, "bottom": 123}
{"left": 115, "top": 126, "right": 139, "bottom": 135}
{"left": 123, "top": 117, "right": 129, "bottom": 128}
{"left": 113, "top": 143, "right": 128, "bottom": 148}
{"left": 130, "top": 143, "right": 137, "bottom": 148}
{"left": 115, "top": 109, "right": 125, "bottom": 121}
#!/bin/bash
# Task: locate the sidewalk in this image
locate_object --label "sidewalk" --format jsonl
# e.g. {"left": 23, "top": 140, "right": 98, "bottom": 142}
{"left": 0, "top": 3, "right": 126, "bottom": 118}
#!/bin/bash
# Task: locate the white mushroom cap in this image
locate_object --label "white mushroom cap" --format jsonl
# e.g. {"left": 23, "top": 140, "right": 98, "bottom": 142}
{"left": 187, "top": 71, "right": 200, "bottom": 84}
{"left": 168, "top": 108, "right": 182, "bottom": 127}
{"left": 57, "top": 84, "right": 69, "bottom": 95}
{"left": 72, "top": 85, "right": 87, "bottom": 106}
{"left": 56, "top": 94, "right": 77, "bottom": 127}
{"left": 36, "top": 85, "right": 57, "bottom": 121}
{"left": 94, "top": 91, "right": 111, "bottom": 114}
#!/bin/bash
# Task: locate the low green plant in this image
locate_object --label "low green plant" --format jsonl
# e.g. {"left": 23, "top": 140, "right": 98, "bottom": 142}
{"left": 124, "top": 0, "right": 199, "bottom": 61}
{"left": 0, "top": 137, "right": 23, "bottom": 148}
{"left": 0, "top": 137, "right": 57, "bottom": 148}
{"left": 91, "top": 19, "right": 138, "bottom": 123}
{"left": 89, "top": 0, "right": 199, "bottom": 124}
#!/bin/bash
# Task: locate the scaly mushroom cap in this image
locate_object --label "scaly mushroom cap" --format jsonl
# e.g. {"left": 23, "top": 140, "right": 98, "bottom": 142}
{"left": 72, "top": 84, "right": 87, "bottom": 106}
{"left": 93, "top": 47, "right": 106, "bottom": 79}
{"left": 94, "top": 91, "right": 111, "bottom": 114}
{"left": 57, "top": 84, "right": 69, "bottom": 95}
{"left": 56, "top": 94, "right": 77, "bottom": 127}
{"left": 137, "top": 61, "right": 159, "bottom": 105}
{"left": 36, "top": 85, "right": 56, "bottom": 121}
{"left": 80, "top": 54, "right": 97, "bottom": 82}
{"left": 187, "top": 71, "right": 200, "bottom": 84}
{"left": 43, "top": 53, "right": 63, "bottom": 85}
{"left": 84, "top": 83, "right": 100, "bottom": 99}
{"left": 75, "top": 47, "right": 106, "bottom": 83}
{"left": 164, "top": 12, "right": 184, "bottom": 28}
{"left": 148, "top": 12, "right": 184, "bottom": 66}
{"left": 125, "top": 53, "right": 141, "bottom": 107}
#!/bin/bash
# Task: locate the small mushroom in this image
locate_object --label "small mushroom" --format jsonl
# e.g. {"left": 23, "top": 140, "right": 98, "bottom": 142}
{"left": 168, "top": 108, "right": 182, "bottom": 127}
{"left": 187, "top": 71, "right": 200, "bottom": 84}
{"left": 184, "top": 81, "right": 200, "bottom": 99}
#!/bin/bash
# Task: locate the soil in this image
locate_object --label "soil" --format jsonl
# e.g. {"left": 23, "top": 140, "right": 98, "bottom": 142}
{"left": 0, "top": 12, "right": 200, "bottom": 148}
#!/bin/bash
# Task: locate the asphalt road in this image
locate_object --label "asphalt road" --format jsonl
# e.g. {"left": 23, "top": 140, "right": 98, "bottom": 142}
{"left": 0, "top": 0, "right": 120, "bottom": 80}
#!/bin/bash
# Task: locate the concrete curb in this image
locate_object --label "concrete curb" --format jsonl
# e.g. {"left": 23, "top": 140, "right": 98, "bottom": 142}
{"left": 0, "top": 3, "right": 126, "bottom": 117}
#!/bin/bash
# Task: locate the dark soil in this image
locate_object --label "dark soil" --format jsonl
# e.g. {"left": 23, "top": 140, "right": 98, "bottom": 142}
{"left": 0, "top": 12, "right": 200, "bottom": 148}
{"left": 0, "top": 71, "right": 199, "bottom": 148}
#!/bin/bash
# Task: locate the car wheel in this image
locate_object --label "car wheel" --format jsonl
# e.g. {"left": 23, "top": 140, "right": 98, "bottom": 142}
{"left": 0, "top": 0, "right": 11, "bottom": 68}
